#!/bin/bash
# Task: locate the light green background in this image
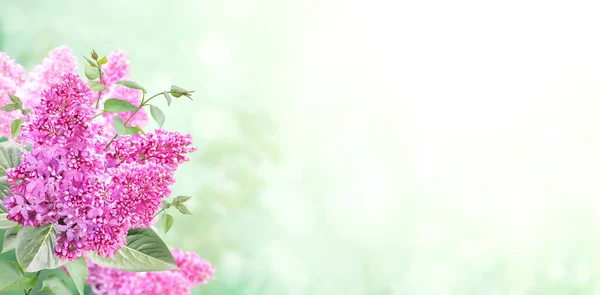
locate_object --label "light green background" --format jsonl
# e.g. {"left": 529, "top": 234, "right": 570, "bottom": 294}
{"left": 3, "top": 0, "right": 600, "bottom": 294}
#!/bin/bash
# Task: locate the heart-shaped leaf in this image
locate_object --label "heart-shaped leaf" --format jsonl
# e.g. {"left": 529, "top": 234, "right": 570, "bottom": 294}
{"left": 87, "top": 227, "right": 177, "bottom": 272}
{"left": 16, "top": 224, "right": 67, "bottom": 272}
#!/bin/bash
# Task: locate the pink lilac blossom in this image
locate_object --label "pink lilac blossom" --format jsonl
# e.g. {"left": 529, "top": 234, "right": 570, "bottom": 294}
{"left": 3, "top": 72, "right": 194, "bottom": 260}
{"left": 18, "top": 46, "right": 78, "bottom": 109}
{"left": 0, "top": 52, "right": 26, "bottom": 137}
{"left": 87, "top": 249, "right": 215, "bottom": 295}
{"left": 0, "top": 46, "right": 76, "bottom": 138}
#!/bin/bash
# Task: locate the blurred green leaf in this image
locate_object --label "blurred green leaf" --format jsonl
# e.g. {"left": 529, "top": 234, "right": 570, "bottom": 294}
{"left": 88, "top": 80, "right": 106, "bottom": 92}
{"left": 97, "top": 55, "right": 108, "bottom": 66}
{"left": 1, "top": 103, "right": 20, "bottom": 112}
{"left": 104, "top": 98, "right": 138, "bottom": 113}
{"left": 174, "top": 204, "right": 192, "bottom": 215}
{"left": 8, "top": 94, "right": 21, "bottom": 107}
{"left": 10, "top": 119, "right": 22, "bottom": 138}
{"left": 116, "top": 80, "right": 146, "bottom": 94}
{"left": 158, "top": 213, "right": 174, "bottom": 234}
{"left": 150, "top": 105, "right": 165, "bottom": 129}
{"left": 84, "top": 63, "right": 99, "bottom": 80}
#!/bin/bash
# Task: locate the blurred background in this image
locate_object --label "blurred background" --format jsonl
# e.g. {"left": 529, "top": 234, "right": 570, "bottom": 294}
{"left": 3, "top": 0, "right": 600, "bottom": 294}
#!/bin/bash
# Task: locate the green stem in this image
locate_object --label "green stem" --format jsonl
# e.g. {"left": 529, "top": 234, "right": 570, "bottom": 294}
{"left": 95, "top": 64, "right": 103, "bottom": 108}
{"left": 103, "top": 91, "right": 164, "bottom": 150}
{"left": 153, "top": 208, "right": 165, "bottom": 218}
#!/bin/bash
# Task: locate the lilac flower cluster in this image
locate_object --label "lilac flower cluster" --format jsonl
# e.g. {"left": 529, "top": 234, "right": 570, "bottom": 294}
{"left": 0, "top": 46, "right": 77, "bottom": 138}
{"left": 2, "top": 48, "right": 195, "bottom": 261}
{"left": 87, "top": 248, "right": 215, "bottom": 295}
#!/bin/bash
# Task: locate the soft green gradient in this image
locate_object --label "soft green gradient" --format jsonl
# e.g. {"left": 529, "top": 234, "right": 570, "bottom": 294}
{"left": 3, "top": 0, "right": 600, "bottom": 294}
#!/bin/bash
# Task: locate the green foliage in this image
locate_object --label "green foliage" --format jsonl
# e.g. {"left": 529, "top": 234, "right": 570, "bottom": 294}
{"left": 0, "top": 141, "right": 26, "bottom": 177}
{"left": 2, "top": 228, "right": 18, "bottom": 253}
{"left": 0, "top": 213, "right": 17, "bottom": 229}
{"left": 84, "top": 63, "right": 99, "bottom": 80}
{"left": 162, "top": 91, "right": 172, "bottom": 106}
{"left": 1, "top": 103, "right": 20, "bottom": 111}
{"left": 87, "top": 228, "right": 177, "bottom": 272}
{"left": 11, "top": 119, "right": 22, "bottom": 138}
{"left": 116, "top": 80, "right": 146, "bottom": 94}
{"left": 157, "top": 213, "right": 174, "bottom": 234}
{"left": 41, "top": 275, "right": 71, "bottom": 295}
{"left": 97, "top": 56, "right": 108, "bottom": 66}
{"left": 113, "top": 116, "right": 140, "bottom": 135}
{"left": 173, "top": 196, "right": 191, "bottom": 204}
{"left": 174, "top": 203, "right": 192, "bottom": 215}
{"left": 8, "top": 94, "right": 22, "bottom": 108}
{"left": 87, "top": 80, "right": 106, "bottom": 91}
{"left": 16, "top": 224, "right": 67, "bottom": 272}
{"left": 104, "top": 98, "right": 138, "bottom": 113}
{"left": 0, "top": 260, "right": 37, "bottom": 292}
{"left": 65, "top": 257, "right": 88, "bottom": 295}
{"left": 82, "top": 56, "right": 96, "bottom": 68}
{"left": 149, "top": 105, "right": 165, "bottom": 128}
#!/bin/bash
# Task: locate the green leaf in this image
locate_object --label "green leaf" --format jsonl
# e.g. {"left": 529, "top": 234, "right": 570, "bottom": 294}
{"left": 0, "top": 213, "right": 16, "bottom": 229}
{"left": 172, "top": 196, "right": 191, "bottom": 205}
{"left": 16, "top": 224, "right": 67, "bottom": 272}
{"left": 2, "top": 228, "right": 18, "bottom": 253}
{"left": 0, "top": 260, "right": 22, "bottom": 290}
{"left": 0, "top": 141, "right": 26, "bottom": 177}
{"left": 0, "top": 176, "right": 10, "bottom": 200}
{"left": 87, "top": 227, "right": 178, "bottom": 272}
{"left": 104, "top": 98, "right": 138, "bottom": 113}
{"left": 157, "top": 213, "right": 174, "bottom": 234}
{"left": 88, "top": 80, "right": 107, "bottom": 92}
{"left": 174, "top": 203, "right": 192, "bottom": 215}
{"left": 116, "top": 80, "right": 146, "bottom": 94}
{"left": 1, "top": 103, "right": 20, "bottom": 112}
{"left": 8, "top": 94, "right": 22, "bottom": 107}
{"left": 82, "top": 56, "right": 97, "bottom": 68}
{"left": 21, "top": 108, "right": 31, "bottom": 116}
{"left": 41, "top": 275, "right": 71, "bottom": 295}
{"left": 65, "top": 256, "right": 88, "bottom": 295}
{"left": 84, "top": 63, "right": 99, "bottom": 80}
{"left": 11, "top": 119, "right": 22, "bottom": 138}
{"left": 150, "top": 105, "right": 165, "bottom": 129}
{"left": 0, "top": 260, "right": 37, "bottom": 292}
{"left": 163, "top": 91, "right": 172, "bottom": 106}
{"left": 97, "top": 56, "right": 108, "bottom": 66}
{"left": 0, "top": 137, "right": 7, "bottom": 143}
{"left": 113, "top": 117, "right": 140, "bottom": 136}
